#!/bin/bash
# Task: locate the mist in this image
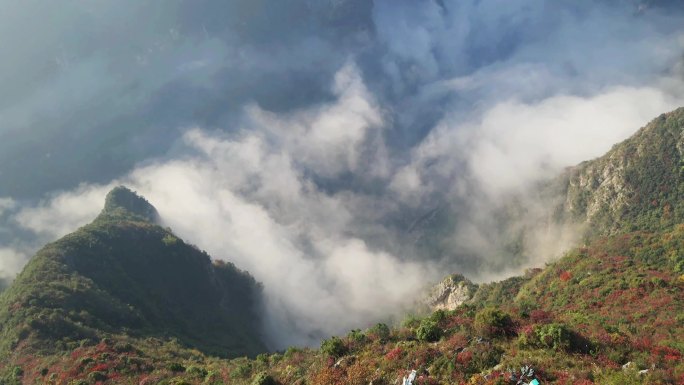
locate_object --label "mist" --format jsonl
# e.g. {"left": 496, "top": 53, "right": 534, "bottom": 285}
{"left": 1, "top": 0, "right": 684, "bottom": 348}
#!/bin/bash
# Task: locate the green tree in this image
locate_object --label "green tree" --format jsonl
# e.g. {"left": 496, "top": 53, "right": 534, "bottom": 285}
{"left": 252, "top": 372, "right": 277, "bottom": 385}
{"left": 321, "top": 336, "right": 347, "bottom": 358}
{"left": 416, "top": 319, "right": 441, "bottom": 342}
{"left": 474, "top": 308, "right": 513, "bottom": 337}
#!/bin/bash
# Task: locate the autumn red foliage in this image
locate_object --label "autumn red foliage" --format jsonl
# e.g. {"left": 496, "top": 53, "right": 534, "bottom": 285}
{"left": 559, "top": 270, "right": 572, "bottom": 282}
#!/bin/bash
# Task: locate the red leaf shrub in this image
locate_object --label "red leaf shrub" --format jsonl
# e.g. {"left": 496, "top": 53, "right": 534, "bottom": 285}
{"left": 559, "top": 271, "right": 572, "bottom": 282}
{"left": 530, "top": 309, "right": 553, "bottom": 323}
{"left": 91, "top": 363, "right": 109, "bottom": 372}
{"left": 455, "top": 350, "right": 472, "bottom": 365}
{"left": 385, "top": 347, "right": 403, "bottom": 361}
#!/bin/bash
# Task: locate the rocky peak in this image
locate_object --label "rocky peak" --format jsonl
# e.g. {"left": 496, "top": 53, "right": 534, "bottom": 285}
{"left": 424, "top": 274, "right": 477, "bottom": 311}
{"left": 100, "top": 186, "right": 159, "bottom": 222}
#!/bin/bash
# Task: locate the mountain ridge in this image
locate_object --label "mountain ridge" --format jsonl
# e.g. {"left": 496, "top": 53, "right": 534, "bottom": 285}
{"left": 557, "top": 107, "right": 684, "bottom": 237}
{"left": 0, "top": 187, "right": 266, "bottom": 361}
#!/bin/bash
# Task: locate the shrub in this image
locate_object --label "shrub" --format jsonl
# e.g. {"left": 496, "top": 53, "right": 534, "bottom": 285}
{"left": 529, "top": 309, "right": 553, "bottom": 324}
{"left": 256, "top": 353, "right": 270, "bottom": 365}
{"left": 518, "top": 323, "right": 592, "bottom": 353}
{"left": 454, "top": 344, "right": 504, "bottom": 376}
{"left": 385, "top": 346, "right": 404, "bottom": 361}
{"left": 321, "top": 336, "right": 348, "bottom": 358}
{"left": 368, "top": 323, "right": 390, "bottom": 341}
{"left": 284, "top": 347, "right": 301, "bottom": 358}
{"left": 10, "top": 367, "right": 23, "bottom": 378}
{"left": 114, "top": 342, "right": 135, "bottom": 353}
{"left": 186, "top": 365, "right": 208, "bottom": 378}
{"left": 429, "top": 309, "right": 448, "bottom": 322}
{"left": 231, "top": 362, "right": 253, "bottom": 379}
{"left": 169, "top": 378, "right": 191, "bottom": 385}
{"left": 167, "top": 362, "right": 186, "bottom": 372}
{"left": 560, "top": 270, "right": 573, "bottom": 282}
{"left": 201, "top": 370, "right": 226, "bottom": 385}
{"left": 535, "top": 323, "right": 572, "bottom": 351}
{"left": 345, "top": 360, "right": 373, "bottom": 385}
{"left": 162, "top": 234, "right": 179, "bottom": 246}
{"left": 347, "top": 329, "right": 366, "bottom": 343}
{"left": 252, "top": 372, "right": 277, "bottom": 385}
{"left": 416, "top": 319, "right": 441, "bottom": 342}
{"left": 79, "top": 357, "right": 95, "bottom": 367}
{"left": 88, "top": 371, "right": 107, "bottom": 382}
{"left": 402, "top": 314, "right": 421, "bottom": 328}
{"left": 474, "top": 308, "right": 513, "bottom": 337}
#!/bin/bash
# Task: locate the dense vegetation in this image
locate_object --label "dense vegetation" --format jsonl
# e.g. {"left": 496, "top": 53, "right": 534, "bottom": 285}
{"left": 2, "top": 226, "right": 682, "bottom": 384}
{"left": 0, "top": 187, "right": 265, "bottom": 364}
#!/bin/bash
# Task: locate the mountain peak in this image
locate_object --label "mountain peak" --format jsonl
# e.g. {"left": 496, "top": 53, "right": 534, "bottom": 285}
{"left": 0, "top": 185, "right": 265, "bottom": 358}
{"left": 100, "top": 186, "right": 159, "bottom": 222}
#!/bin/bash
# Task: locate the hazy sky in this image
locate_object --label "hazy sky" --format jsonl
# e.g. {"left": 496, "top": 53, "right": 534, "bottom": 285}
{"left": 1, "top": 0, "right": 684, "bottom": 348}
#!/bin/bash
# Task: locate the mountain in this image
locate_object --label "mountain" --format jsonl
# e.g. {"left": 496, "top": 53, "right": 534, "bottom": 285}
{"left": 231, "top": 108, "right": 681, "bottom": 384}
{"left": 1, "top": 109, "right": 684, "bottom": 384}
{"left": 0, "top": 187, "right": 266, "bottom": 362}
{"left": 556, "top": 107, "right": 684, "bottom": 238}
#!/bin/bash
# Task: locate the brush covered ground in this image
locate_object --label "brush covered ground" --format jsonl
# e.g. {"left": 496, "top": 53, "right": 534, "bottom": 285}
{"left": 2, "top": 226, "right": 681, "bottom": 385}
{"left": 1, "top": 109, "right": 684, "bottom": 385}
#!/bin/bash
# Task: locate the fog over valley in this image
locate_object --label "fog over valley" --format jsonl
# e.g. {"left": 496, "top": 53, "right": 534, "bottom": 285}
{"left": 1, "top": 0, "right": 684, "bottom": 349}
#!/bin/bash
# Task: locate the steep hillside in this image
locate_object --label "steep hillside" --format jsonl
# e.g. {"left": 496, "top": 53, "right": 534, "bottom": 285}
{"left": 176, "top": 229, "right": 681, "bottom": 385}
{"left": 0, "top": 187, "right": 265, "bottom": 361}
{"left": 557, "top": 107, "right": 684, "bottom": 237}
{"left": 2, "top": 108, "right": 684, "bottom": 385}
{"left": 5, "top": 227, "right": 679, "bottom": 385}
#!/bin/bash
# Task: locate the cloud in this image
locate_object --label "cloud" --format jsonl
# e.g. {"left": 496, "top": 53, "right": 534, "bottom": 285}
{"left": 0, "top": 198, "right": 15, "bottom": 216}
{"left": 2, "top": 0, "right": 684, "bottom": 349}
{"left": 371, "top": 0, "right": 684, "bottom": 152}
{"left": 11, "top": 59, "right": 682, "bottom": 346}
{"left": 5, "top": 65, "right": 437, "bottom": 348}
{"left": 0, "top": 247, "right": 27, "bottom": 283}
{"left": 393, "top": 83, "right": 684, "bottom": 277}
{"left": 244, "top": 63, "right": 386, "bottom": 179}
{"left": 15, "top": 184, "right": 113, "bottom": 240}
{"left": 409, "top": 86, "right": 684, "bottom": 199}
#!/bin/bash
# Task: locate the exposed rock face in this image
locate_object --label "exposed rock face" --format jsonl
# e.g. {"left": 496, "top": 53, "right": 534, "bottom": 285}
{"left": 557, "top": 107, "right": 684, "bottom": 236}
{"left": 424, "top": 274, "right": 477, "bottom": 310}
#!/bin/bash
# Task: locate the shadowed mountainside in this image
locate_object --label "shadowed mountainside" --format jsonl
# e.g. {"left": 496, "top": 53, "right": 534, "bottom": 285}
{"left": 0, "top": 187, "right": 266, "bottom": 360}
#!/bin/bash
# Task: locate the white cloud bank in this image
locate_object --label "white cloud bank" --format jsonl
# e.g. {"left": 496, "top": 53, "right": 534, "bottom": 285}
{"left": 4, "top": 61, "right": 684, "bottom": 348}
{"left": 400, "top": 86, "right": 684, "bottom": 200}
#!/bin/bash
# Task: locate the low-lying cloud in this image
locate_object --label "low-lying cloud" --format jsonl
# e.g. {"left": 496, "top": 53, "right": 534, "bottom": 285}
{"left": 1, "top": 0, "right": 684, "bottom": 349}
{"left": 9, "top": 63, "right": 684, "bottom": 348}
